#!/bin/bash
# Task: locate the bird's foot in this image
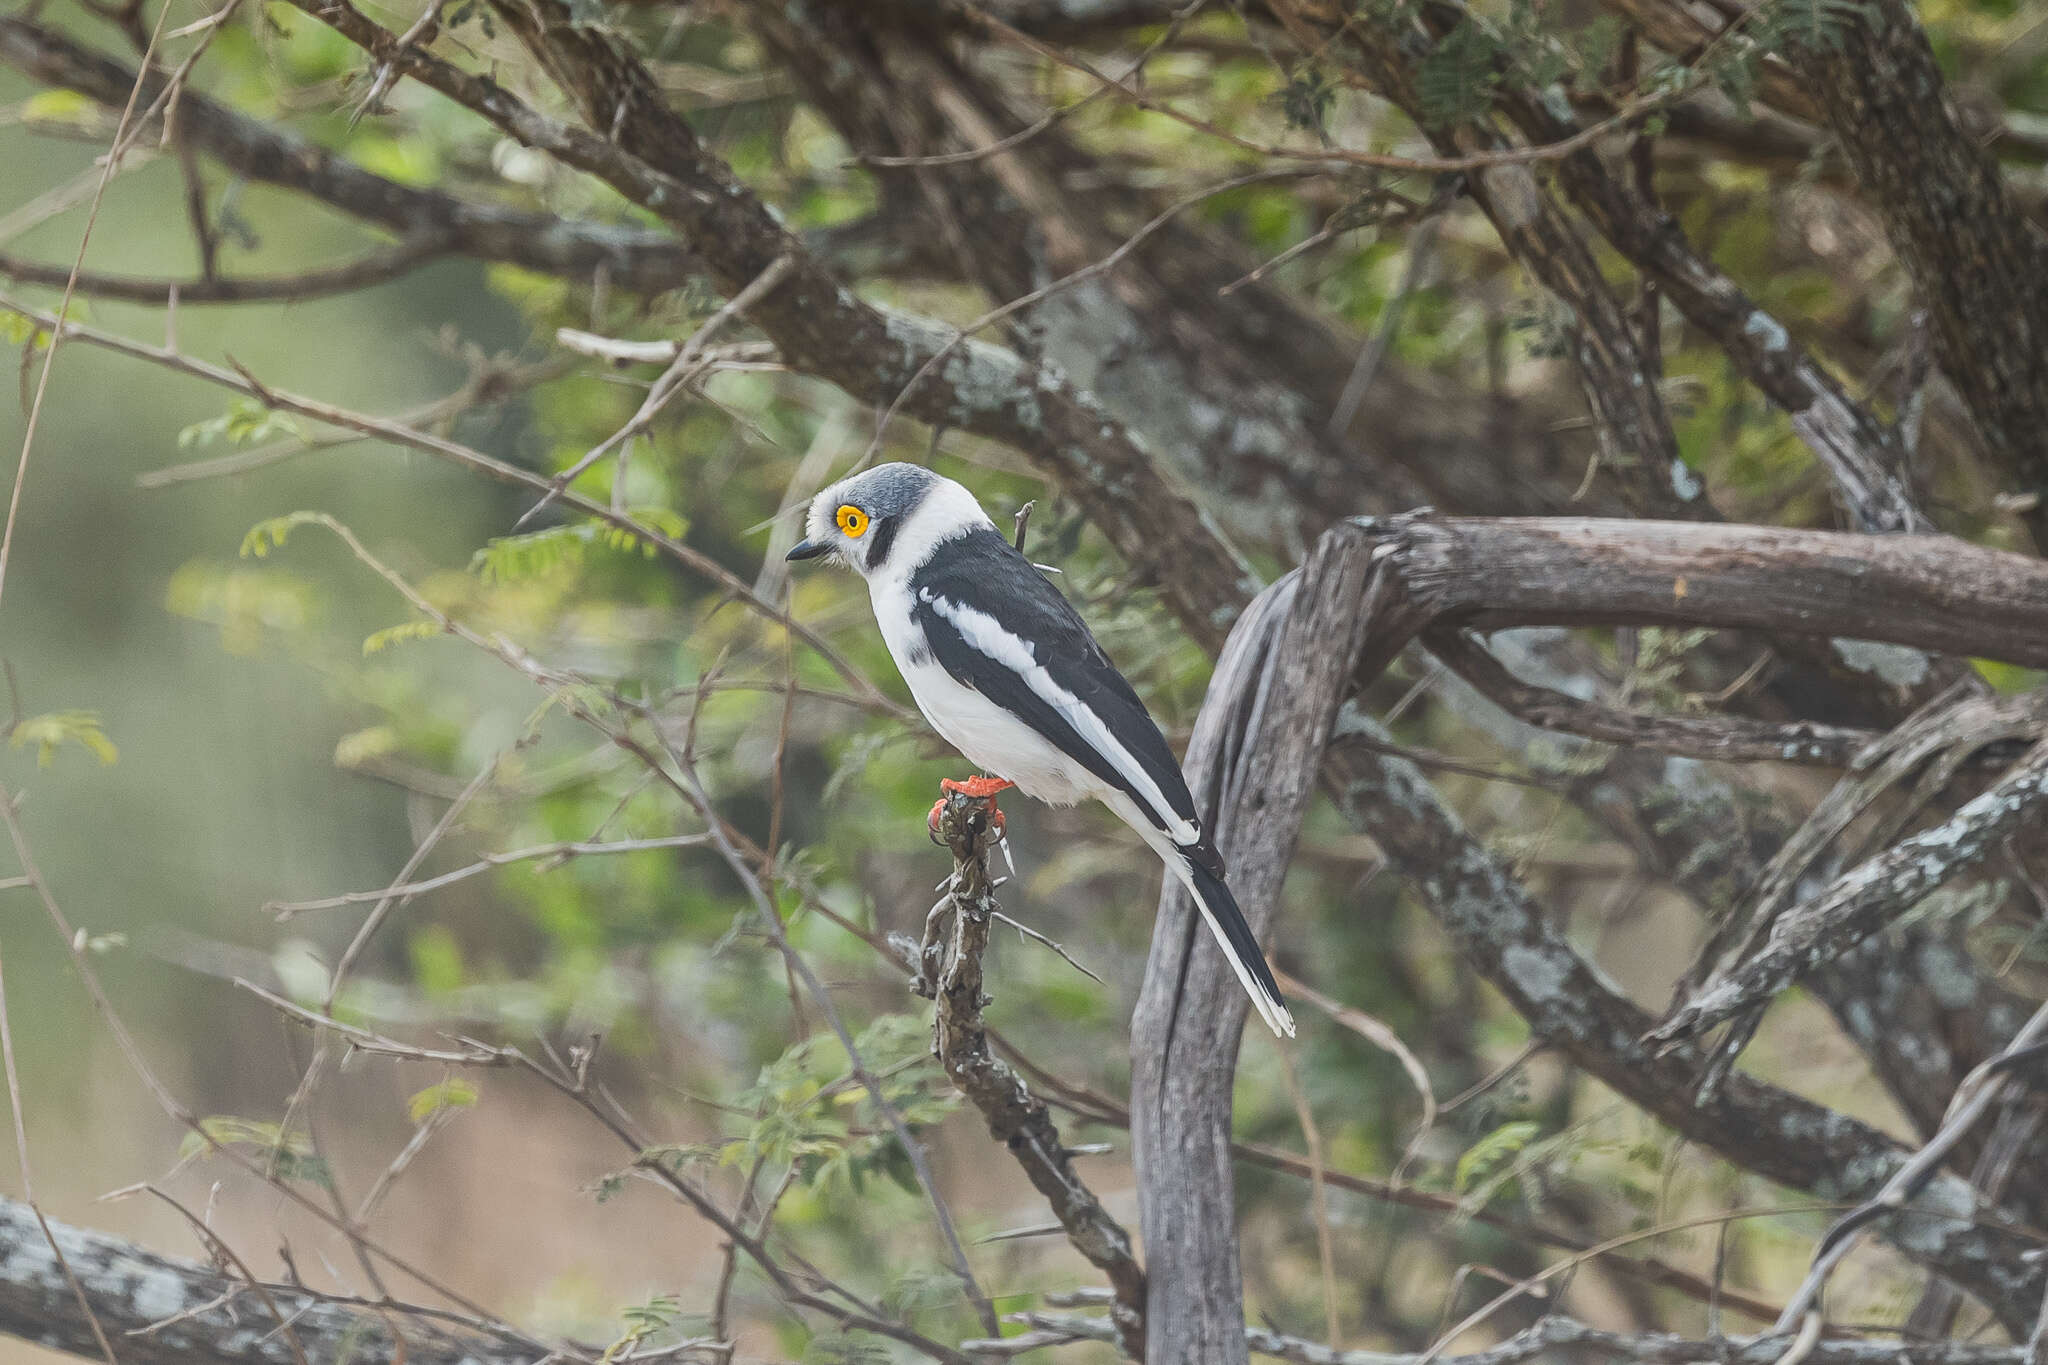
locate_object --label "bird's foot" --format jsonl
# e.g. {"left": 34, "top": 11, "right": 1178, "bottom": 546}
{"left": 928, "top": 776, "right": 1013, "bottom": 841}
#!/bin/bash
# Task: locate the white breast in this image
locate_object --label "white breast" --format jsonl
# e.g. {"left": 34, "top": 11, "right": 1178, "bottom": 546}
{"left": 869, "top": 577, "right": 1102, "bottom": 807}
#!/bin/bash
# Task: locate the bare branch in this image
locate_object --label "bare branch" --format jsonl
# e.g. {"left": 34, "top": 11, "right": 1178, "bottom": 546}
{"left": 1427, "top": 629, "right": 1884, "bottom": 766}
{"left": 1343, "top": 516, "right": 2048, "bottom": 682}
{"left": 1772, "top": 997, "right": 2048, "bottom": 1333}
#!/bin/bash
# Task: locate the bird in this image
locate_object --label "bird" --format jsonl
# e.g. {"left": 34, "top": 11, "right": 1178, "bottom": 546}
{"left": 785, "top": 462, "right": 1295, "bottom": 1038}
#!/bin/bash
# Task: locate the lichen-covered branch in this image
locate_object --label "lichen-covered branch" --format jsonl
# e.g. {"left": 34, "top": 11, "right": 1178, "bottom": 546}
{"left": 982, "top": 1307, "right": 2044, "bottom": 1364}
{"left": 1343, "top": 516, "right": 2048, "bottom": 682}
{"left": 1783, "top": 0, "right": 2048, "bottom": 546}
{"left": 1154, "top": 517, "right": 2046, "bottom": 1330}
{"left": 1652, "top": 739, "right": 2048, "bottom": 1046}
{"left": 0, "top": 1195, "right": 537, "bottom": 1365}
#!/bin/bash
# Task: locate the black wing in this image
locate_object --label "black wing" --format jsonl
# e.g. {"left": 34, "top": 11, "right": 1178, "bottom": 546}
{"left": 908, "top": 528, "right": 1207, "bottom": 847}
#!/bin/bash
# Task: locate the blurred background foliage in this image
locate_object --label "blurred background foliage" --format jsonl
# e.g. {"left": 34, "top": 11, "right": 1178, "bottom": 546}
{"left": 0, "top": 0, "right": 2043, "bottom": 1360}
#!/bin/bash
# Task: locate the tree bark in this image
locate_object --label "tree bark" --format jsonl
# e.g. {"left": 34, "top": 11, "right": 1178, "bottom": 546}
{"left": 1788, "top": 0, "right": 2048, "bottom": 546}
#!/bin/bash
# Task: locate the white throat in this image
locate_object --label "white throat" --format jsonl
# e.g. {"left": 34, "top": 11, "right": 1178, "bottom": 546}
{"left": 866, "top": 478, "right": 994, "bottom": 583}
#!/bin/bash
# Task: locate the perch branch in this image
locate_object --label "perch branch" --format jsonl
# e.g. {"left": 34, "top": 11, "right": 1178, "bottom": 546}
{"left": 925, "top": 787, "right": 1148, "bottom": 1357}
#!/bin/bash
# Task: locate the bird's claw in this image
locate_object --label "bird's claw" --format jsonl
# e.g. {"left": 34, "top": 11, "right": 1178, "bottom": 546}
{"left": 929, "top": 776, "right": 1012, "bottom": 843}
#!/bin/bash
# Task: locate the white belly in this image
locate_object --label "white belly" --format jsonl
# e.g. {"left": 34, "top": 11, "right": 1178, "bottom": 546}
{"left": 870, "top": 577, "right": 1105, "bottom": 807}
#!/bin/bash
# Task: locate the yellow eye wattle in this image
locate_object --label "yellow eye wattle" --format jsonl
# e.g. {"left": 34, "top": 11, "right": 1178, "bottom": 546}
{"left": 836, "top": 504, "right": 869, "bottom": 538}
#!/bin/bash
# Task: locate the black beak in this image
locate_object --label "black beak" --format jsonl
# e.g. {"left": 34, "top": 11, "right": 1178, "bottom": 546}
{"left": 786, "top": 538, "right": 829, "bottom": 562}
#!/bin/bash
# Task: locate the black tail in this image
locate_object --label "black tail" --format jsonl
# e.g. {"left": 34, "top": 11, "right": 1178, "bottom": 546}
{"left": 1184, "top": 855, "right": 1296, "bottom": 1038}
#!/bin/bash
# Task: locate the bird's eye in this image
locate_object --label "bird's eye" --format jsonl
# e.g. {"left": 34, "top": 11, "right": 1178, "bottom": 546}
{"left": 836, "top": 505, "right": 869, "bottom": 538}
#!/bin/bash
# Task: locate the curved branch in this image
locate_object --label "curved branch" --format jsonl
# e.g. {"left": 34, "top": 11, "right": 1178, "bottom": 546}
{"left": 1349, "top": 516, "right": 2048, "bottom": 682}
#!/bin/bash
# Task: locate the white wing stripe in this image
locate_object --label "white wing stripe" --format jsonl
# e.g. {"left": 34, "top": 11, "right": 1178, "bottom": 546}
{"left": 927, "top": 594, "right": 1200, "bottom": 845}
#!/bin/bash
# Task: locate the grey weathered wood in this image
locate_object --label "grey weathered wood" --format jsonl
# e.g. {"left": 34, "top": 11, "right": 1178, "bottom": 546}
{"left": 0, "top": 1194, "right": 534, "bottom": 1365}
{"left": 1130, "top": 529, "right": 1376, "bottom": 1365}
{"left": 1134, "top": 516, "right": 2047, "bottom": 1349}
{"left": 1349, "top": 517, "right": 2048, "bottom": 682}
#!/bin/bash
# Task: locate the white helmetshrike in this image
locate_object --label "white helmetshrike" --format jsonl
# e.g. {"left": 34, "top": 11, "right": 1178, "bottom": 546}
{"left": 786, "top": 463, "right": 1294, "bottom": 1037}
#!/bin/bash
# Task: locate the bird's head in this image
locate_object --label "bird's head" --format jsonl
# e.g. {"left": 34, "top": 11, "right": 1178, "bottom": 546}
{"left": 786, "top": 463, "right": 989, "bottom": 578}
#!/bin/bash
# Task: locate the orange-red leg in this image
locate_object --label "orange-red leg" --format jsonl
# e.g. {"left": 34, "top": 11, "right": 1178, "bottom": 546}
{"left": 928, "top": 775, "right": 1014, "bottom": 840}
{"left": 942, "top": 775, "right": 1015, "bottom": 799}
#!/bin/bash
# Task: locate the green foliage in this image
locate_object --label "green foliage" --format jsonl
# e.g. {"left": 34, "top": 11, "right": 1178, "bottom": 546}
{"left": 1417, "top": 20, "right": 1504, "bottom": 125}
{"left": 178, "top": 399, "right": 308, "bottom": 451}
{"left": 165, "top": 563, "right": 321, "bottom": 655}
{"left": 179, "top": 1116, "right": 334, "bottom": 1190}
{"left": 1747, "top": 0, "right": 1873, "bottom": 52}
{"left": 1278, "top": 67, "right": 1338, "bottom": 136}
{"left": 8, "top": 711, "right": 117, "bottom": 768}
{"left": 407, "top": 1079, "right": 480, "bottom": 1124}
{"left": 724, "top": 1013, "right": 958, "bottom": 1195}
{"left": 239, "top": 511, "right": 332, "bottom": 559}
{"left": 1622, "top": 627, "right": 1714, "bottom": 707}
{"left": 600, "top": 1293, "right": 706, "bottom": 1363}
{"left": 1452, "top": 1118, "right": 1541, "bottom": 1194}
{"left": 362, "top": 620, "right": 441, "bottom": 655}
{"left": 0, "top": 312, "right": 51, "bottom": 352}
{"left": 469, "top": 509, "right": 688, "bottom": 584}
{"left": 19, "top": 89, "right": 102, "bottom": 130}
{"left": 803, "top": 1334, "right": 893, "bottom": 1364}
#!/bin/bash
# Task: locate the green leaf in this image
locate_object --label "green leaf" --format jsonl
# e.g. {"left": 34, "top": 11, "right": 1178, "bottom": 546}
{"left": 333, "top": 725, "right": 399, "bottom": 770}
{"left": 1417, "top": 21, "right": 1503, "bottom": 126}
{"left": 1454, "top": 1119, "right": 1541, "bottom": 1194}
{"left": 363, "top": 620, "right": 440, "bottom": 656}
{"left": 180, "top": 1116, "right": 334, "bottom": 1190}
{"left": 0, "top": 313, "right": 50, "bottom": 351}
{"left": 240, "top": 511, "right": 329, "bottom": 559}
{"left": 21, "top": 90, "right": 100, "bottom": 128}
{"left": 469, "top": 508, "right": 686, "bottom": 584}
{"left": 8, "top": 711, "right": 117, "bottom": 768}
{"left": 406, "top": 1079, "right": 479, "bottom": 1123}
{"left": 179, "top": 399, "right": 307, "bottom": 452}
